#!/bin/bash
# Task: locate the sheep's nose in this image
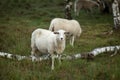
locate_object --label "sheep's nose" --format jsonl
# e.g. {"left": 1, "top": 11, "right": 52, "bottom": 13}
{"left": 61, "top": 38, "right": 63, "bottom": 40}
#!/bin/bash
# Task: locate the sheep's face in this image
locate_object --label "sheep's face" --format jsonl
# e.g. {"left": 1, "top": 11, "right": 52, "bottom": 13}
{"left": 54, "top": 30, "right": 69, "bottom": 41}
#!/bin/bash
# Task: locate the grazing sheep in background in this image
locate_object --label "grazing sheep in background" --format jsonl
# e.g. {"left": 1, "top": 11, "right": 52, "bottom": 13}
{"left": 97, "top": 0, "right": 120, "bottom": 14}
{"left": 31, "top": 28, "right": 69, "bottom": 70}
{"left": 49, "top": 18, "right": 82, "bottom": 46}
{"left": 97, "top": 0, "right": 112, "bottom": 13}
{"left": 74, "top": 0, "right": 99, "bottom": 16}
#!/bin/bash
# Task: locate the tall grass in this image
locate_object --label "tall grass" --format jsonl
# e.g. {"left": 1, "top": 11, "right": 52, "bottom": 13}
{"left": 0, "top": 0, "right": 120, "bottom": 80}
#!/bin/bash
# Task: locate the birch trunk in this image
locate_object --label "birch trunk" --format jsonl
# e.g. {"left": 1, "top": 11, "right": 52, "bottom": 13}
{"left": 64, "top": 0, "right": 72, "bottom": 19}
{"left": 112, "top": 0, "right": 120, "bottom": 29}
{"left": 0, "top": 45, "right": 120, "bottom": 61}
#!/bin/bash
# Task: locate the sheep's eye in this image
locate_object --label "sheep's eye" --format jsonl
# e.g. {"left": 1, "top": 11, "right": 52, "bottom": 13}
{"left": 54, "top": 32, "right": 59, "bottom": 34}
{"left": 64, "top": 32, "right": 69, "bottom": 34}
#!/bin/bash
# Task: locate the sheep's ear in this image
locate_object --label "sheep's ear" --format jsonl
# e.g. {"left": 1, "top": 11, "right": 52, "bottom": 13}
{"left": 54, "top": 32, "right": 59, "bottom": 34}
{"left": 52, "top": 26, "right": 54, "bottom": 31}
{"left": 64, "top": 32, "right": 69, "bottom": 34}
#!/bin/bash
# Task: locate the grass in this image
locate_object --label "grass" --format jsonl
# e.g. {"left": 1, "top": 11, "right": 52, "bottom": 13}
{"left": 0, "top": 0, "right": 120, "bottom": 80}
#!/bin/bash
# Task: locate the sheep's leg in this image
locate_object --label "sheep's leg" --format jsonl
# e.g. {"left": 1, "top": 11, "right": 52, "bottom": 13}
{"left": 31, "top": 42, "right": 39, "bottom": 56}
{"left": 71, "top": 36, "right": 75, "bottom": 46}
{"left": 31, "top": 47, "right": 36, "bottom": 56}
{"left": 76, "top": 6, "right": 82, "bottom": 16}
{"left": 48, "top": 48, "right": 56, "bottom": 70}
{"left": 31, "top": 47, "right": 39, "bottom": 61}
{"left": 70, "top": 36, "right": 74, "bottom": 46}
{"left": 76, "top": 8, "right": 80, "bottom": 16}
{"left": 51, "top": 54, "right": 55, "bottom": 70}
{"left": 58, "top": 54, "right": 62, "bottom": 65}
{"left": 31, "top": 38, "right": 36, "bottom": 56}
{"left": 70, "top": 37, "right": 72, "bottom": 46}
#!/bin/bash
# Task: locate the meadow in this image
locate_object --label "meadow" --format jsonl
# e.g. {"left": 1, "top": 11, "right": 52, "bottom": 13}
{"left": 0, "top": 0, "right": 120, "bottom": 80}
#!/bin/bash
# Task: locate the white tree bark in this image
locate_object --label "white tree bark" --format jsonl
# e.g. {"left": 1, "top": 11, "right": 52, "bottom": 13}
{"left": 64, "top": 0, "right": 72, "bottom": 19}
{"left": 112, "top": 0, "right": 120, "bottom": 29}
{"left": 0, "top": 45, "right": 120, "bottom": 61}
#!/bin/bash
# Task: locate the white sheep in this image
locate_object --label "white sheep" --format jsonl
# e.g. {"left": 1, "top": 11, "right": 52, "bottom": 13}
{"left": 74, "top": 0, "right": 99, "bottom": 16}
{"left": 31, "top": 28, "right": 69, "bottom": 70}
{"left": 49, "top": 18, "right": 82, "bottom": 46}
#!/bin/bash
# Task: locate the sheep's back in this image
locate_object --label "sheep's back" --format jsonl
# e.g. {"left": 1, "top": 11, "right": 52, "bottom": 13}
{"left": 69, "top": 20, "right": 82, "bottom": 37}
{"left": 77, "top": 0, "right": 98, "bottom": 8}
{"left": 32, "top": 29, "right": 55, "bottom": 54}
{"left": 52, "top": 19, "right": 81, "bottom": 37}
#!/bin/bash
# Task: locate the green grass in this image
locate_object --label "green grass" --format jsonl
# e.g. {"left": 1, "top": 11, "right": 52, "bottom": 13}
{"left": 0, "top": 0, "right": 120, "bottom": 80}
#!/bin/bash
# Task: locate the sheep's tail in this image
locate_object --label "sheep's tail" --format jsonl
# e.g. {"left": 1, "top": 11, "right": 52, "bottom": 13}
{"left": 77, "top": 28, "right": 82, "bottom": 37}
{"left": 49, "top": 21, "right": 54, "bottom": 32}
{"left": 32, "top": 29, "right": 42, "bottom": 38}
{"left": 31, "top": 29, "right": 42, "bottom": 48}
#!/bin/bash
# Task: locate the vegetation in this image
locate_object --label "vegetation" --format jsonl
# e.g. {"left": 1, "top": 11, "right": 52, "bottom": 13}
{"left": 0, "top": 0, "right": 120, "bottom": 80}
